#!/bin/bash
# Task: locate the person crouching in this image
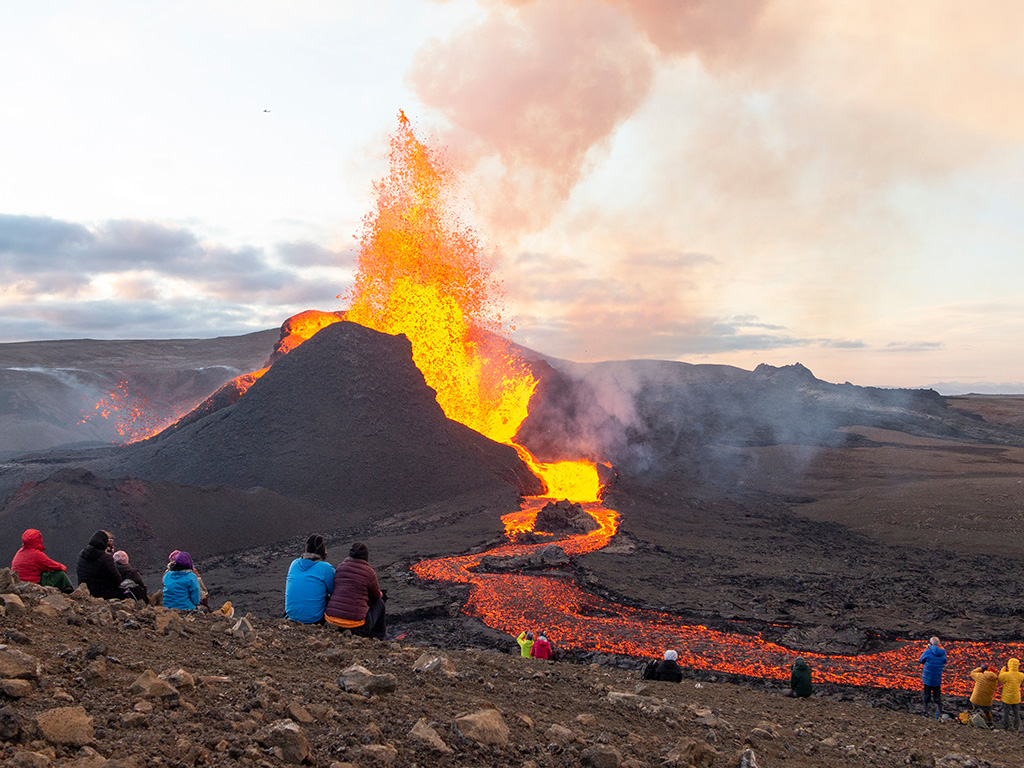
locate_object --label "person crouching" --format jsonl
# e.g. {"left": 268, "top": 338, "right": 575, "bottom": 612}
{"left": 324, "top": 542, "right": 386, "bottom": 639}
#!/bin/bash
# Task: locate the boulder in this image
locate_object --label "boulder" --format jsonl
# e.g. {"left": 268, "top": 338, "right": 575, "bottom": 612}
{"left": 260, "top": 719, "right": 312, "bottom": 764}
{"left": 735, "top": 747, "right": 761, "bottom": 768}
{"left": 0, "top": 569, "right": 19, "bottom": 593}
{"left": 472, "top": 544, "right": 570, "bottom": 573}
{"left": 546, "top": 723, "right": 575, "bottom": 745}
{"left": 0, "top": 679, "right": 35, "bottom": 698}
{"left": 360, "top": 744, "right": 399, "bottom": 764}
{"left": 0, "top": 646, "right": 41, "bottom": 679}
{"left": 534, "top": 499, "right": 600, "bottom": 533}
{"left": 160, "top": 668, "right": 195, "bottom": 692}
{"left": 0, "top": 594, "right": 27, "bottom": 617}
{"left": 35, "top": 705, "right": 95, "bottom": 747}
{"left": 455, "top": 708, "right": 509, "bottom": 746}
{"left": 412, "top": 653, "right": 457, "bottom": 678}
{"left": 337, "top": 665, "right": 397, "bottom": 697}
{"left": 581, "top": 745, "right": 622, "bottom": 768}
{"left": 286, "top": 701, "right": 315, "bottom": 724}
{"left": 129, "top": 669, "right": 179, "bottom": 699}
{"left": 0, "top": 705, "right": 25, "bottom": 740}
{"left": 409, "top": 718, "right": 452, "bottom": 753}
{"left": 667, "top": 740, "right": 717, "bottom": 768}
{"left": 38, "top": 594, "right": 72, "bottom": 613}
{"left": 8, "top": 751, "right": 51, "bottom": 768}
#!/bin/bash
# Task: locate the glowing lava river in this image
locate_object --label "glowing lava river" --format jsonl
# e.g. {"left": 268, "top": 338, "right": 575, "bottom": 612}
{"left": 414, "top": 495, "right": 1024, "bottom": 698}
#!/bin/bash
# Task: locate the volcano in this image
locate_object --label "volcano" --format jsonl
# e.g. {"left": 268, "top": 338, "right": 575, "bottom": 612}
{"left": 100, "top": 321, "right": 542, "bottom": 511}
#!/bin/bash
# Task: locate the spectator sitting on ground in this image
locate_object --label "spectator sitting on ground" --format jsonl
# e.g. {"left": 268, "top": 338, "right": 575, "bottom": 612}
{"left": 162, "top": 551, "right": 202, "bottom": 610}
{"left": 76, "top": 530, "right": 125, "bottom": 600}
{"left": 112, "top": 550, "right": 149, "bottom": 603}
{"left": 654, "top": 649, "right": 683, "bottom": 682}
{"left": 284, "top": 534, "right": 334, "bottom": 624}
{"left": 324, "top": 542, "right": 387, "bottom": 639}
{"left": 11, "top": 529, "right": 73, "bottom": 592}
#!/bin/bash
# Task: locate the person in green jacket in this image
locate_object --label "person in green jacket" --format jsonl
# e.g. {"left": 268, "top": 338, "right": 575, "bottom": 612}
{"left": 787, "top": 657, "right": 813, "bottom": 698}
{"left": 516, "top": 630, "right": 535, "bottom": 658}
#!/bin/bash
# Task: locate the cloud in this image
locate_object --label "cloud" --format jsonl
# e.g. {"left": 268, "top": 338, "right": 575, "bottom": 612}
{"left": 410, "top": 0, "right": 656, "bottom": 237}
{"left": 276, "top": 240, "right": 354, "bottom": 268}
{"left": 883, "top": 341, "right": 945, "bottom": 353}
{"left": 0, "top": 214, "right": 343, "bottom": 342}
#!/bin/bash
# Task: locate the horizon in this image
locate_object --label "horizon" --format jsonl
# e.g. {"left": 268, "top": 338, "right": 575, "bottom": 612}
{"left": 2, "top": 2, "right": 1023, "bottom": 390}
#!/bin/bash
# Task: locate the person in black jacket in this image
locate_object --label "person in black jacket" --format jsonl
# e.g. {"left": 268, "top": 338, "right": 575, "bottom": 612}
{"left": 76, "top": 530, "right": 124, "bottom": 599}
{"left": 655, "top": 649, "right": 684, "bottom": 682}
{"left": 113, "top": 550, "right": 149, "bottom": 603}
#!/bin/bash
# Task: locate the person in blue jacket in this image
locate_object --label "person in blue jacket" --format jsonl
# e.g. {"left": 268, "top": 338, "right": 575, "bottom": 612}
{"left": 285, "top": 534, "right": 335, "bottom": 624}
{"left": 162, "top": 551, "right": 202, "bottom": 610}
{"left": 920, "top": 636, "right": 947, "bottom": 719}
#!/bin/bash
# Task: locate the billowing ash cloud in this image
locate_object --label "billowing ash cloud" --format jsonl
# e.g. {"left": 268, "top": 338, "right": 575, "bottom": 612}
{"left": 0, "top": 214, "right": 352, "bottom": 341}
{"left": 408, "top": 0, "right": 774, "bottom": 237}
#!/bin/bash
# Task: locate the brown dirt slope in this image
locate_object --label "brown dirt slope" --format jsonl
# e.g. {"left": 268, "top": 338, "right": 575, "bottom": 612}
{"left": 1, "top": 574, "right": 1022, "bottom": 768}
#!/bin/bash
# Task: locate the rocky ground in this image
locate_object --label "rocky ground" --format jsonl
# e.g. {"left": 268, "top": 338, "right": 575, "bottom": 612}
{"left": 3, "top": 571, "right": 1024, "bottom": 768}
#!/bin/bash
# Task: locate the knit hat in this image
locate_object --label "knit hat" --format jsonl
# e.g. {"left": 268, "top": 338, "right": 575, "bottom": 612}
{"left": 173, "top": 551, "right": 193, "bottom": 570}
{"left": 349, "top": 542, "right": 369, "bottom": 561}
{"left": 305, "top": 534, "right": 327, "bottom": 559}
{"left": 88, "top": 530, "right": 110, "bottom": 550}
{"left": 663, "top": 650, "right": 678, "bottom": 661}
{"left": 112, "top": 550, "right": 129, "bottom": 565}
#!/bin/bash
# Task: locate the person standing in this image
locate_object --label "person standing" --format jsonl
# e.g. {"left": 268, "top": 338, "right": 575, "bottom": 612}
{"left": 324, "top": 542, "right": 386, "bottom": 639}
{"left": 969, "top": 665, "right": 999, "bottom": 727}
{"left": 999, "top": 658, "right": 1023, "bottom": 731}
{"left": 919, "top": 636, "right": 947, "bottom": 719}
{"left": 530, "top": 632, "right": 552, "bottom": 660}
{"left": 788, "top": 657, "right": 814, "bottom": 698}
{"left": 284, "top": 534, "right": 335, "bottom": 624}
{"left": 11, "top": 529, "right": 72, "bottom": 591}
{"left": 517, "top": 631, "right": 535, "bottom": 658}
{"left": 76, "top": 530, "right": 125, "bottom": 599}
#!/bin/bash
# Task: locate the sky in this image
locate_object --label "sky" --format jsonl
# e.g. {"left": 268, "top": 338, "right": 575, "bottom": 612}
{"left": 1, "top": 1, "right": 1023, "bottom": 392}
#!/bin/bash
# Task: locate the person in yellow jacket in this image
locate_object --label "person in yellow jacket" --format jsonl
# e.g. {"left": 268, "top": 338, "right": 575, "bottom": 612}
{"left": 999, "top": 658, "right": 1023, "bottom": 731}
{"left": 516, "top": 630, "right": 535, "bottom": 658}
{"left": 969, "top": 666, "right": 999, "bottom": 727}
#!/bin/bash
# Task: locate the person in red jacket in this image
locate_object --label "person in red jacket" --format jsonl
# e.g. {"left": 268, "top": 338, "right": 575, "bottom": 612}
{"left": 11, "top": 529, "right": 73, "bottom": 591}
{"left": 324, "top": 541, "right": 386, "bottom": 639}
{"left": 531, "top": 632, "right": 552, "bottom": 660}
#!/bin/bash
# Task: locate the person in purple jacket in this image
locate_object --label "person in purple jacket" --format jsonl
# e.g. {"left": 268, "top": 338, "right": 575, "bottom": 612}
{"left": 920, "top": 636, "right": 947, "bottom": 719}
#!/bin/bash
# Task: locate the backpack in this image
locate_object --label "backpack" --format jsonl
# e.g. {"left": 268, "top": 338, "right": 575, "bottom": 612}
{"left": 642, "top": 659, "right": 658, "bottom": 680}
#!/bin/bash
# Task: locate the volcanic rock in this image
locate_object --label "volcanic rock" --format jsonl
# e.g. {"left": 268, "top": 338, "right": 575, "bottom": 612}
{"left": 35, "top": 705, "right": 95, "bottom": 747}
{"left": 409, "top": 717, "right": 452, "bottom": 753}
{"left": 260, "top": 719, "right": 312, "bottom": 764}
{"left": 0, "top": 568, "right": 18, "bottom": 593}
{"left": 0, "top": 646, "right": 41, "bottom": 679}
{"left": 337, "top": 664, "right": 397, "bottom": 697}
{"left": 129, "top": 669, "right": 179, "bottom": 699}
{"left": 0, "top": 678, "right": 33, "bottom": 697}
{"left": 581, "top": 744, "right": 622, "bottom": 768}
{"left": 534, "top": 500, "right": 600, "bottom": 533}
{"left": 455, "top": 708, "right": 509, "bottom": 746}
{"left": 472, "top": 544, "right": 570, "bottom": 573}
{"left": 411, "top": 653, "right": 457, "bottom": 677}
{"left": 0, "top": 593, "right": 27, "bottom": 617}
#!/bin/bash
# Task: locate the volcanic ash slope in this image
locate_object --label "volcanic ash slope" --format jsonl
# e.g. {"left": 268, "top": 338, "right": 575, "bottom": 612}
{"left": 102, "top": 321, "right": 540, "bottom": 524}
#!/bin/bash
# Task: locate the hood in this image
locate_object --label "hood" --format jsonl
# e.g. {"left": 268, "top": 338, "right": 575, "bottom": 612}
{"left": 295, "top": 555, "right": 323, "bottom": 570}
{"left": 794, "top": 659, "right": 810, "bottom": 670}
{"left": 1010, "top": 659, "right": 1019, "bottom": 672}
{"left": 88, "top": 530, "right": 110, "bottom": 550}
{"left": 926, "top": 645, "right": 946, "bottom": 660}
{"left": 21, "top": 529, "right": 44, "bottom": 550}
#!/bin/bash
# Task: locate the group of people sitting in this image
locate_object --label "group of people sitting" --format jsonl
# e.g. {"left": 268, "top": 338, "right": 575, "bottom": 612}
{"left": 516, "top": 630, "right": 553, "bottom": 659}
{"left": 9, "top": 528, "right": 232, "bottom": 617}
